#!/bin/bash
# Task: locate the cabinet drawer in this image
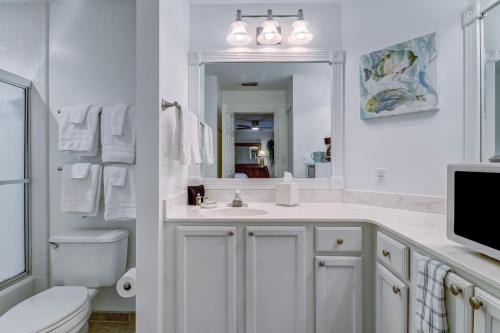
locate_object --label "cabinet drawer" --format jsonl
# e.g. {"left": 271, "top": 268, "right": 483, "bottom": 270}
{"left": 315, "top": 227, "right": 363, "bottom": 253}
{"left": 377, "top": 231, "right": 409, "bottom": 279}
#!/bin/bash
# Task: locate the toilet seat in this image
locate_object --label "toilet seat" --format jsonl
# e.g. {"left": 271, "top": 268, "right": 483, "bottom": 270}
{"left": 0, "top": 286, "right": 91, "bottom": 333}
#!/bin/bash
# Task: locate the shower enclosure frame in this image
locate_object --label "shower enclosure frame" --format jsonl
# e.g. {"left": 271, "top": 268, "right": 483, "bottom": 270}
{"left": 0, "top": 69, "right": 32, "bottom": 291}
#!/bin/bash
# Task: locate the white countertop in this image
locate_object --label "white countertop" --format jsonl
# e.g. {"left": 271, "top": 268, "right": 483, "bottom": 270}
{"left": 166, "top": 202, "right": 500, "bottom": 291}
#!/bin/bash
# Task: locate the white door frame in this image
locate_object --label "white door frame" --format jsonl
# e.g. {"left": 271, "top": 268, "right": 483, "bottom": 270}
{"left": 188, "top": 50, "right": 345, "bottom": 189}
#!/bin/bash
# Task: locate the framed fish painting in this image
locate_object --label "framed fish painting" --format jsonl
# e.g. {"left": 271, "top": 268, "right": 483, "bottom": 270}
{"left": 360, "top": 33, "right": 438, "bottom": 119}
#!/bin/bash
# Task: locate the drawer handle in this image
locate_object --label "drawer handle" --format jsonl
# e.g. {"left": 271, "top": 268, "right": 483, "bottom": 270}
{"left": 227, "top": 230, "right": 234, "bottom": 236}
{"left": 336, "top": 238, "right": 344, "bottom": 245}
{"left": 382, "top": 249, "right": 390, "bottom": 257}
{"left": 248, "top": 231, "right": 255, "bottom": 236}
{"left": 469, "top": 296, "right": 483, "bottom": 310}
{"left": 392, "top": 286, "right": 400, "bottom": 295}
{"left": 319, "top": 260, "right": 326, "bottom": 267}
{"left": 449, "top": 284, "right": 462, "bottom": 296}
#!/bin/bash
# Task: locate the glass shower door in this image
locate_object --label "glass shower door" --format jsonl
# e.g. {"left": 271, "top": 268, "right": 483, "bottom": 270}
{"left": 0, "top": 70, "right": 30, "bottom": 288}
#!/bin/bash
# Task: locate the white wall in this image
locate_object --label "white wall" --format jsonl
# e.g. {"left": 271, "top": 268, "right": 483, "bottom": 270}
{"left": 0, "top": 1, "right": 49, "bottom": 314}
{"left": 292, "top": 74, "right": 331, "bottom": 178}
{"left": 342, "top": 0, "right": 468, "bottom": 196}
{"left": 48, "top": 0, "right": 136, "bottom": 311}
{"left": 190, "top": 3, "right": 342, "bottom": 50}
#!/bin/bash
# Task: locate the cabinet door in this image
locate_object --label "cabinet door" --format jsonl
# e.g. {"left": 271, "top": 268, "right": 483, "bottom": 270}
{"left": 315, "top": 256, "right": 363, "bottom": 333}
{"left": 376, "top": 263, "right": 409, "bottom": 333}
{"left": 444, "top": 273, "right": 474, "bottom": 333}
{"left": 472, "top": 288, "right": 500, "bottom": 333}
{"left": 176, "top": 226, "right": 237, "bottom": 333}
{"left": 245, "top": 226, "right": 306, "bottom": 333}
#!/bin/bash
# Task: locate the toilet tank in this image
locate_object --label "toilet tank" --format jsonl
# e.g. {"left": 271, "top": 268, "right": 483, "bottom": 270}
{"left": 49, "top": 229, "right": 129, "bottom": 288}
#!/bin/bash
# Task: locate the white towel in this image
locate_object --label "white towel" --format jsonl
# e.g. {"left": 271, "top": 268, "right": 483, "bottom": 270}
{"left": 103, "top": 164, "right": 136, "bottom": 221}
{"left": 202, "top": 123, "right": 214, "bottom": 164}
{"left": 66, "top": 104, "right": 90, "bottom": 125}
{"left": 58, "top": 105, "right": 100, "bottom": 152}
{"left": 71, "top": 163, "right": 91, "bottom": 179}
{"left": 61, "top": 164, "right": 102, "bottom": 216}
{"left": 111, "top": 103, "right": 129, "bottom": 136}
{"left": 415, "top": 256, "right": 452, "bottom": 333}
{"left": 191, "top": 112, "right": 202, "bottom": 164}
{"left": 101, "top": 105, "right": 135, "bottom": 163}
{"left": 179, "top": 108, "right": 192, "bottom": 165}
{"left": 68, "top": 107, "right": 101, "bottom": 157}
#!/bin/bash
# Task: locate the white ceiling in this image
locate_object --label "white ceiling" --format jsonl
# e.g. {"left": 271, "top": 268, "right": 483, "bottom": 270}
{"left": 205, "top": 62, "right": 331, "bottom": 90}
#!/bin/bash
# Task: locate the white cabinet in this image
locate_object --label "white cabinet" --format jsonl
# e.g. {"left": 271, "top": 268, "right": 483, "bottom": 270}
{"left": 245, "top": 226, "right": 306, "bottom": 333}
{"left": 175, "top": 226, "right": 237, "bottom": 333}
{"left": 472, "top": 288, "right": 500, "bottom": 333}
{"left": 315, "top": 256, "right": 363, "bottom": 333}
{"left": 376, "top": 263, "right": 409, "bottom": 333}
{"left": 444, "top": 273, "right": 474, "bottom": 333}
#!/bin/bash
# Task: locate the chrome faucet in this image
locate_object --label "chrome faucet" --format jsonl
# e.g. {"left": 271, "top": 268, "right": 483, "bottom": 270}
{"left": 228, "top": 190, "right": 247, "bottom": 207}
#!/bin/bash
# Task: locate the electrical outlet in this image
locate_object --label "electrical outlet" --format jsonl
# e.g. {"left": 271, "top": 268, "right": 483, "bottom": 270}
{"left": 376, "top": 168, "right": 387, "bottom": 186}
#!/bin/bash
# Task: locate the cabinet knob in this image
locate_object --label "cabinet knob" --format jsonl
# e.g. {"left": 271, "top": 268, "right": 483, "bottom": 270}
{"left": 227, "top": 230, "right": 234, "bottom": 236}
{"left": 336, "top": 238, "right": 344, "bottom": 245}
{"left": 469, "top": 296, "right": 483, "bottom": 310}
{"left": 382, "top": 249, "right": 390, "bottom": 257}
{"left": 449, "top": 284, "right": 462, "bottom": 296}
{"left": 392, "top": 286, "right": 400, "bottom": 295}
{"left": 248, "top": 231, "right": 255, "bottom": 236}
{"left": 319, "top": 260, "right": 326, "bottom": 267}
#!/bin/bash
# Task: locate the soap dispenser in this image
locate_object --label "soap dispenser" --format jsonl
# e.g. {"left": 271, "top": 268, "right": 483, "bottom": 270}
{"left": 275, "top": 171, "right": 299, "bottom": 206}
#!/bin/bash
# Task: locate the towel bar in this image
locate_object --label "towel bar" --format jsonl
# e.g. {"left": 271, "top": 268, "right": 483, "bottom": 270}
{"left": 161, "top": 99, "right": 180, "bottom": 111}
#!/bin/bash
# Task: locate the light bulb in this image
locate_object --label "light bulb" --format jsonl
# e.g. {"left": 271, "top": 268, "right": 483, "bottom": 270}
{"left": 288, "top": 19, "right": 313, "bottom": 45}
{"left": 227, "top": 20, "right": 252, "bottom": 46}
{"left": 257, "top": 20, "right": 282, "bottom": 45}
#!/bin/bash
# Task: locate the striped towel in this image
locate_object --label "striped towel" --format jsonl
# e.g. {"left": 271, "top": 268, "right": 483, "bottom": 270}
{"left": 415, "top": 256, "right": 452, "bottom": 333}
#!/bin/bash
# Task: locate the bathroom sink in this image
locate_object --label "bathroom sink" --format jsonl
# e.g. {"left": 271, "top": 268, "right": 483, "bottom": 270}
{"left": 200, "top": 207, "right": 268, "bottom": 217}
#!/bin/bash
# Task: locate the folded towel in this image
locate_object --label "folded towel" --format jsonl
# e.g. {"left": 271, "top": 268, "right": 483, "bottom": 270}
{"left": 415, "top": 256, "right": 452, "bottom": 333}
{"left": 71, "top": 163, "right": 91, "bottom": 179}
{"left": 202, "top": 123, "right": 214, "bottom": 164}
{"left": 68, "top": 107, "right": 101, "bottom": 158}
{"left": 58, "top": 105, "right": 100, "bottom": 152}
{"left": 66, "top": 104, "right": 91, "bottom": 125}
{"left": 61, "top": 164, "right": 102, "bottom": 216}
{"left": 101, "top": 105, "right": 135, "bottom": 163}
{"left": 111, "top": 103, "right": 129, "bottom": 136}
{"left": 191, "top": 112, "right": 202, "bottom": 164}
{"left": 103, "top": 164, "right": 136, "bottom": 221}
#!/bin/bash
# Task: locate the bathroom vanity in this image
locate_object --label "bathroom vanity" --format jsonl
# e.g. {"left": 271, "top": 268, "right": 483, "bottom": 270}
{"left": 164, "top": 203, "right": 500, "bottom": 333}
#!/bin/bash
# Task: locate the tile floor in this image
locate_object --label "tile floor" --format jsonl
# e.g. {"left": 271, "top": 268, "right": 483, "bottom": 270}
{"left": 88, "top": 312, "right": 135, "bottom": 333}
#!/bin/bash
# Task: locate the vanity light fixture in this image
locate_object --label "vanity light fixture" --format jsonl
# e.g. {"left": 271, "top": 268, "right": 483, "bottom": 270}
{"left": 257, "top": 10, "right": 282, "bottom": 45}
{"left": 227, "top": 10, "right": 252, "bottom": 46}
{"left": 288, "top": 9, "right": 314, "bottom": 45}
{"left": 227, "top": 9, "right": 313, "bottom": 46}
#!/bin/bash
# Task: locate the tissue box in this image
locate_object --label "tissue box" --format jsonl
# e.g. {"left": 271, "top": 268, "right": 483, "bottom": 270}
{"left": 276, "top": 183, "right": 299, "bottom": 206}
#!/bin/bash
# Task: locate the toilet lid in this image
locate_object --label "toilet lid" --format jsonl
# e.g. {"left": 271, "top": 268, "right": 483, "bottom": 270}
{"left": 0, "top": 286, "right": 89, "bottom": 333}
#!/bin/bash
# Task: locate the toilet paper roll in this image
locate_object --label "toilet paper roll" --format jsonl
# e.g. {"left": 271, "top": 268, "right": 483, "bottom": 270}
{"left": 116, "top": 268, "right": 136, "bottom": 298}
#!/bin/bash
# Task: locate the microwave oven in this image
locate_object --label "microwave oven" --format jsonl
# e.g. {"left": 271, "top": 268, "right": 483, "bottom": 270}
{"left": 447, "top": 164, "right": 500, "bottom": 261}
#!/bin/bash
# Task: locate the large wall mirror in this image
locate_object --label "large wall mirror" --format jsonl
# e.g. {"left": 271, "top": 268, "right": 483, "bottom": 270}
{"left": 188, "top": 51, "right": 345, "bottom": 189}
{"left": 482, "top": 3, "right": 500, "bottom": 161}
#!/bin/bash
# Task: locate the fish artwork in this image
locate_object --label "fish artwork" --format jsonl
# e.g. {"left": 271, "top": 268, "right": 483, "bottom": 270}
{"left": 364, "top": 88, "right": 426, "bottom": 113}
{"left": 363, "top": 49, "right": 418, "bottom": 81}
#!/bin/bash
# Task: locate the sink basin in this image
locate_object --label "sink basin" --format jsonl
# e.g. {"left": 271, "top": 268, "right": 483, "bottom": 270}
{"left": 200, "top": 207, "right": 268, "bottom": 217}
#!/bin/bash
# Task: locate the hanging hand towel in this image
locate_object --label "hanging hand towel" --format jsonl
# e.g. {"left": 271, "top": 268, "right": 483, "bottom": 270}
{"left": 61, "top": 163, "right": 102, "bottom": 216}
{"left": 190, "top": 112, "right": 202, "bottom": 164}
{"left": 103, "top": 165, "right": 136, "bottom": 221}
{"left": 415, "top": 256, "right": 452, "bottom": 333}
{"left": 58, "top": 105, "right": 100, "bottom": 153}
{"left": 179, "top": 107, "right": 192, "bottom": 165}
{"left": 66, "top": 104, "right": 90, "bottom": 125}
{"left": 68, "top": 106, "right": 101, "bottom": 158}
{"left": 101, "top": 104, "right": 135, "bottom": 163}
{"left": 202, "top": 123, "right": 214, "bottom": 164}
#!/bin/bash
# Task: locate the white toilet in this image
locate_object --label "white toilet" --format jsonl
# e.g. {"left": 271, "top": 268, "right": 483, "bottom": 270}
{"left": 0, "top": 229, "right": 129, "bottom": 333}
